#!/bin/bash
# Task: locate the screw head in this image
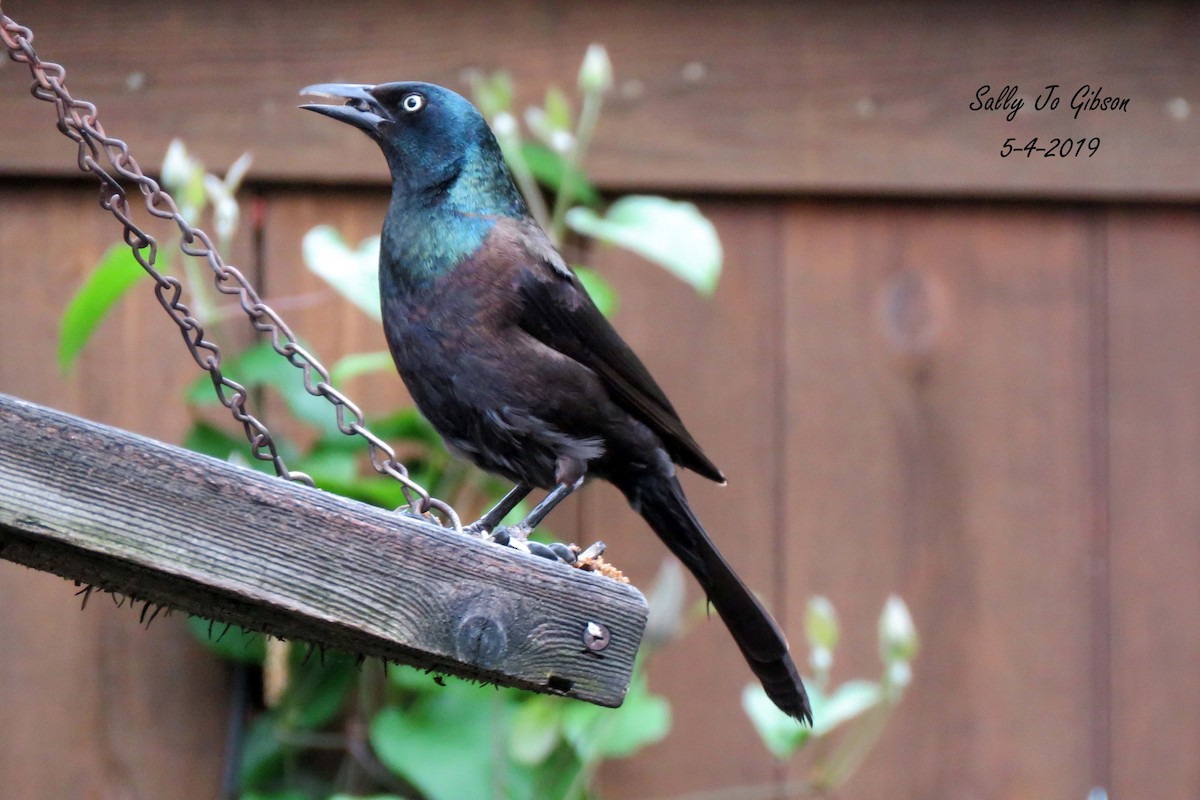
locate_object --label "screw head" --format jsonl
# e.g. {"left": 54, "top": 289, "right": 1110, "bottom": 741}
{"left": 583, "top": 621, "right": 610, "bottom": 651}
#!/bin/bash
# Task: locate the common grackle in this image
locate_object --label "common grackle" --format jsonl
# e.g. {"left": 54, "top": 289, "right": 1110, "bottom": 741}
{"left": 301, "top": 82, "right": 812, "bottom": 724}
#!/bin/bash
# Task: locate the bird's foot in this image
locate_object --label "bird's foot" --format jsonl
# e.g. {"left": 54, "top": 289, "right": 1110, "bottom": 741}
{"left": 490, "top": 524, "right": 561, "bottom": 558}
{"left": 464, "top": 519, "right": 495, "bottom": 538}
{"left": 487, "top": 527, "right": 604, "bottom": 566}
{"left": 464, "top": 483, "right": 535, "bottom": 538}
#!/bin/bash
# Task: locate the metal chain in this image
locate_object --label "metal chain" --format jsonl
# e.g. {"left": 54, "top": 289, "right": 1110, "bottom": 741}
{"left": 0, "top": 8, "right": 461, "bottom": 531}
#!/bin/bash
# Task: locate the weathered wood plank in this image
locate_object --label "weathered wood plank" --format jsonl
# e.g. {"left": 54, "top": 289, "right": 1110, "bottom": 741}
{"left": 1, "top": 1, "right": 1197, "bottom": 199}
{"left": 0, "top": 392, "right": 647, "bottom": 707}
{"left": 781, "top": 202, "right": 1096, "bottom": 796}
{"left": 1107, "top": 209, "right": 1200, "bottom": 798}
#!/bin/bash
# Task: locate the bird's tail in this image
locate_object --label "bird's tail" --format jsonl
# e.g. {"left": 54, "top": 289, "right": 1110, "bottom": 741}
{"left": 621, "top": 471, "right": 812, "bottom": 724}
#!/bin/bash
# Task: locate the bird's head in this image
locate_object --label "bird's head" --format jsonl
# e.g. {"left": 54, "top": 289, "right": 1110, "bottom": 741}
{"left": 301, "top": 81, "right": 499, "bottom": 194}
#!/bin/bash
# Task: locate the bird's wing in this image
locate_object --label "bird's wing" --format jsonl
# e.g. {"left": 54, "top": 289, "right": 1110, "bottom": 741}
{"left": 503, "top": 219, "right": 725, "bottom": 484}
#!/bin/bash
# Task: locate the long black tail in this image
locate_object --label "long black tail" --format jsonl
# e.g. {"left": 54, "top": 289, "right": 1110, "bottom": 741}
{"left": 621, "top": 471, "right": 812, "bottom": 724}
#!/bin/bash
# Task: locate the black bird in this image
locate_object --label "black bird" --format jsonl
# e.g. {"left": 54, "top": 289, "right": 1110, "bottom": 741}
{"left": 302, "top": 81, "right": 811, "bottom": 723}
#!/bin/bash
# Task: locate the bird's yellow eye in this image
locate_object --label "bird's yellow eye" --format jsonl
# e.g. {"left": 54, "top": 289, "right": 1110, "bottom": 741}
{"left": 401, "top": 93, "right": 425, "bottom": 113}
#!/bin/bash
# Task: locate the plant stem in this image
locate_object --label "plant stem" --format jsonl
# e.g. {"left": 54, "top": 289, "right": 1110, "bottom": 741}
{"left": 181, "top": 242, "right": 217, "bottom": 327}
{"left": 499, "top": 126, "right": 552, "bottom": 233}
{"left": 550, "top": 88, "right": 603, "bottom": 245}
{"left": 819, "top": 698, "right": 896, "bottom": 791}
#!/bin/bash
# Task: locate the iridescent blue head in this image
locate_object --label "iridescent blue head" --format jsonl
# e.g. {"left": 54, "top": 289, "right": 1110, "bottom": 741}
{"left": 302, "top": 81, "right": 529, "bottom": 287}
{"left": 301, "top": 81, "right": 525, "bottom": 214}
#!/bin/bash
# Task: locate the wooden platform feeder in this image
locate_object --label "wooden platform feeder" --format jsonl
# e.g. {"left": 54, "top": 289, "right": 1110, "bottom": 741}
{"left": 0, "top": 392, "right": 648, "bottom": 707}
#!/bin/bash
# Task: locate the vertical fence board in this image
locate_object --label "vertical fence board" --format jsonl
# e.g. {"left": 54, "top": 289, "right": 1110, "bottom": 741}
{"left": 580, "top": 201, "right": 788, "bottom": 798}
{"left": 781, "top": 202, "right": 1097, "bottom": 798}
{"left": 1107, "top": 208, "right": 1200, "bottom": 799}
{"left": 0, "top": 185, "right": 229, "bottom": 799}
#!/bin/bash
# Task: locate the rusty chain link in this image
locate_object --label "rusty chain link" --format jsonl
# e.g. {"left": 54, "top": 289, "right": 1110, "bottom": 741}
{"left": 0, "top": 7, "right": 461, "bottom": 532}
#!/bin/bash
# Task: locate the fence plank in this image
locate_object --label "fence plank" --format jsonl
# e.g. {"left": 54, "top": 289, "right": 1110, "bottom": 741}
{"left": 0, "top": 185, "right": 229, "bottom": 799}
{"left": 578, "top": 201, "right": 788, "bottom": 798}
{"left": 781, "top": 202, "right": 1097, "bottom": 796}
{"left": 1, "top": 1, "right": 1197, "bottom": 199}
{"left": 1107, "top": 209, "right": 1200, "bottom": 798}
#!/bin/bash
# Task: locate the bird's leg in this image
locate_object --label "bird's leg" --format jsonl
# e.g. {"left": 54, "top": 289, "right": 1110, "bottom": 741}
{"left": 494, "top": 475, "right": 586, "bottom": 563}
{"left": 508, "top": 475, "right": 585, "bottom": 538}
{"left": 466, "top": 483, "right": 533, "bottom": 536}
{"left": 503, "top": 455, "right": 587, "bottom": 541}
{"left": 493, "top": 457, "right": 601, "bottom": 564}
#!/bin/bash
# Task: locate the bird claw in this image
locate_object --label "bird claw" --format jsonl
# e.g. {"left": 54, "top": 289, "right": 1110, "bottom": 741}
{"left": 464, "top": 519, "right": 494, "bottom": 539}
{"left": 485, "top": 527, "right": 579, "bottom": 565}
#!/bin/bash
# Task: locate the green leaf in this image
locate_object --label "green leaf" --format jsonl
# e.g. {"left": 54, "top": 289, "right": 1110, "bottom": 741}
{"left": 238, "top": 712, "right": 288, "bottom": 790}
{"left": 183, "top": 420, "right": 247, "bottom": 460}
{"left": 741, "top": 683, "right": 809, "bottom": 759}
{"left": 544, "top": 86, "right": 573, "bottom": 133}
{"left": 187, "top": 340, "right": 340, "bottom": 437}
{"left": 330, "top": 350, "right": 395, "bottom": 385}
{"left": 573, "top": 266, "right": 617, "bottom": 316}
{"left": 306, "top": 473, "right": 412, "bottom": 510}
{"left": 187, "top": 616, "right": 267, "bottom": 664}
{"left": 509, "top": 697, "right": 564, "bottom": 765}
{"left": 812, "top": 679, "right": 882, "bottom": 736}
{"left": 566, "top": 196, "right": 722, "bottom": 294}
{"left": 512, "top": 742, "right": 584, "bottom": 800}
{"left": 293, "top": 448, "right": 359, "bottom": 485}
{"left": 386, "top": 663, "right": 448, "bottom": 693}
{"left": 371, "top": 681, "right": 507, "bottom": 800}
{"left": 469, "top": 70, "right": 514, "bottom": 119}
{"left": 562, "top": 674, "right": 670, "bottom": 760}
{"left": 302, "top": 225, "right": 382, "bottom": 320}
{"left": 362, "top": 407, "right": 442, "bottom": 449}
{"left": 805, "top": 596, "right": 840, "bottom": 651}
{"left": 329, "top": 795, "right": 408, "bottom": 800}
{"left": 519, "top": 143, "right": 601, "bottom": 207}
{"left": 280, "top": 648, "right": 357, "bottom": 730}
{"left": 240, "top": 792, "right": 307, "bottom": 800}
{"left": 58, "top": 244, "right": 149, "bottom": 372}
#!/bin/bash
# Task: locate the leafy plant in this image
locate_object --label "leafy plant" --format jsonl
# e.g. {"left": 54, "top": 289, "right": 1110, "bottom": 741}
{"left": 57, "top": 139, "right": 251, "bottom": 374}
{"left": 741, "top": 595, "right": 919, "bottom": 795}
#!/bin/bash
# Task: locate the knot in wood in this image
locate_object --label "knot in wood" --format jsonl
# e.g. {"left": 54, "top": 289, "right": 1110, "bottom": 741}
{"left": 455, "top": 612, "right": 507, "bottom": 668}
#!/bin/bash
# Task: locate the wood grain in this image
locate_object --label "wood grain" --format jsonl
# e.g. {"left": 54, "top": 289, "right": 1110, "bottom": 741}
{"left": 580, "top": 202, "right": 788, "bottom": 798}
{"left": 1107, "top": 208, "right": 1200, "bottom": 798}
{"left": 781, "top": 201, "right": 1097, "bottom": 797}
{"left": 0, "top": 392, "right": 648, "bottom": 707}
{"left": 1, "top": 1, "right": 1197, "bottom": 199}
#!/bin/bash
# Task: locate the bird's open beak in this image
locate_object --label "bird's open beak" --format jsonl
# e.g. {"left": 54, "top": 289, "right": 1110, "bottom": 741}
{"left": 300, "top": 83, "right": 390, "bottom": 131}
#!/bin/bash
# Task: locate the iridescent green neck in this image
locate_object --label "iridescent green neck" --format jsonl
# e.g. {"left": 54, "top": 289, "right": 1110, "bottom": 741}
{"left": 380, "top": 140, "right": 526, "bottom": 293}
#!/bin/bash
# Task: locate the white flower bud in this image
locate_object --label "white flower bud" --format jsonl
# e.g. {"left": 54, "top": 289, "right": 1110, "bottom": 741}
{"left": 578, "top": 43, "right": 613, "bottom": 94}
{"left": 550, "top": 129, "right": 575, "bottom": 154}
{"left": 492, "top": 111, "right": 518, "bottom": 139}
{"left": 879, "top": 594, "right": 918, "bottom": 664}
{"left": 161, "top": 139, "right": 193, "bottom": 192}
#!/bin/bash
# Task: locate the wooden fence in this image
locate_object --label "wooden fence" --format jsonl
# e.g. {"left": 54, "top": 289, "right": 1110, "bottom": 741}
{"left": 0, "top": 1, "right": 1197, "bottom": 798}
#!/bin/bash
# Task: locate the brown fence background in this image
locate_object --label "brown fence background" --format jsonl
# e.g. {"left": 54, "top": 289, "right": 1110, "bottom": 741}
{"left": 1, "top": 2, "right": 1198, "bottom": 798}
